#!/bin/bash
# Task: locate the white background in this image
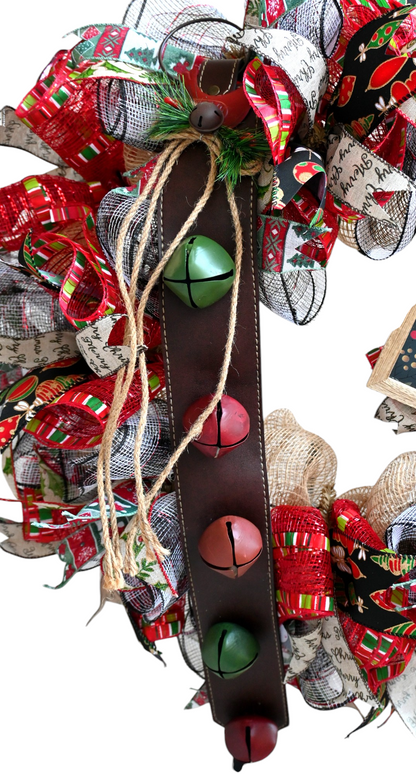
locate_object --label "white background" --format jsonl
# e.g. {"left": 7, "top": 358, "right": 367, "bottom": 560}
{"left": 0, "top": 1, "right": 415, "bottom": 771}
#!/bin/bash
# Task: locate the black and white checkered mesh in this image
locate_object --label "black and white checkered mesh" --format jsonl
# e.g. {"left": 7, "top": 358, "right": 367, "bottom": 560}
{"left": 178, "top": 594, "right": 205, "bottom": 677}
{"left": 0, "top": 263, "right": 70, "bottom": 338}
{"left": 0, "top": 364, "right": 27, "bottom": 390}
{"left": 386, "top": 506, "right": 416, "bottom": 555}
{"left": 404, "top": 123, "right": 416, "bottom": 181}
{"left": 98, "top": 3, "right": 238, "bottom": 152}
{"left": 354, "top": 189, "right": 416, "bottom": 260}
{"left": 96, "top": 188, "right": 160, "bottom": 318}
{"left": 259, "top": 268, "right": 326, "bottom": 325}
{"left": 299, "top": 644, "right": 355, "bottom": 709}
{"left": 341, "top": 123, "right": 416, "bottom": 259}
{"left": 37, "top": 399, "right": 171, "bottom": 504}
{"left": 123, "top": 1, "right": 233, "bottom": 60}
{"left": 122, "top": 491, "right": 188, "bottom": 620}
{"left": 95, "top": 79, "right": 161, "bottom": 152}
{"left": 277, "top": 0, "right": 342, "bottom": 58}
{"left": 11, "top": 432, "right": 41, "bottom": 497}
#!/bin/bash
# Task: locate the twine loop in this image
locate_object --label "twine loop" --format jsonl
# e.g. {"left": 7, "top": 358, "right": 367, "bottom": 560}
{"left": 98, "top": 127, "right": 261, "bottom": 589}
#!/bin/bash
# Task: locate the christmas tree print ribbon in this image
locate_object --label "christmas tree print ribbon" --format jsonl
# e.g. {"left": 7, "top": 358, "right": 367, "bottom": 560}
{"left": 72, "top": 24, "right": 197, "bottom": 77}
{"left": 258, "top": 214, "right": 331, "bottom": 272}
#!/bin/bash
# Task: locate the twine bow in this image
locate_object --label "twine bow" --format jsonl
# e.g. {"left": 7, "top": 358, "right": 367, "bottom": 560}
{"left": 97, "top": 127, "right": 264, "bottom": 590}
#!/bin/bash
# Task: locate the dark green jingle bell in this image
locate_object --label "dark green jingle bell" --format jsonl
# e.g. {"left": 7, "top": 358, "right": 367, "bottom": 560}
{"left": 202, "top": 622, "right": 259, "bottom": 680}
{"left": 163, "top": 235, "right": 235, "bottom": 309}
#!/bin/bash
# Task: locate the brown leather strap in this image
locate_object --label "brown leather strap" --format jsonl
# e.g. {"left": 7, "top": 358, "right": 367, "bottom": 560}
{"left": 159, "top": 142, "right": 288, "bottom": 730}
{"left": 198, "top": 58, "right": 242, "bottom": 94}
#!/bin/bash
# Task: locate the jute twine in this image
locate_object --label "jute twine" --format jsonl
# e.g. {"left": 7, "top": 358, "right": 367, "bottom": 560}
{"left": 264, "top": 409, "right": 337, "bottom": 520}
{"left": 98, "top": 128, "right": 263, "bottom": 590}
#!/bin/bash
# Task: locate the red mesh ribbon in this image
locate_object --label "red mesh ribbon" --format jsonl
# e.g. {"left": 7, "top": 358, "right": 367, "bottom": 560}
{"left": 133, "top": 597, "right": 186, "bottom": 642}
{"left": 23, "top": 219, "right": 122, "bottom": 330}
{"left": 271, "top": 504, "right": 335, "bottom": 622}
{"left": 340, "top": 611, "right": 414, "bottom": 692}
{"left": 24, "top": 359, "right": 166, "bottom": 449}
{"left": 16, "top": 50, "right": 125, "bottom": 191}
{"left": 331, "top": 498, "right": 386, "bottom": 550}
{"left": 0, "top": 175, "right": 97, "bottom": 253}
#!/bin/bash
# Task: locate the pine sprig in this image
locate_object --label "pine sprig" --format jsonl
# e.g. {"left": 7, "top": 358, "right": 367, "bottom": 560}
{"left": 148, "top": 71, "right": 269, "bottom": 187}
{"left": 148, "top": 74, "right": 196, "bottom": 139}
{"left": 216, "top": 125, "right": 270, "bottom": 188}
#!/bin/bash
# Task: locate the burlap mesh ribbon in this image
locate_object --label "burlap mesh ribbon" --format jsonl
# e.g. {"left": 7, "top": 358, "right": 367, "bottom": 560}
{"left": 266, "top": 409, "right": 416, "bottom": 540}
{"left": 364, "top": 453, "right": 416, "bottom": 540}
{"left": 264, "top": 408, "right": 337, "bottom": 515}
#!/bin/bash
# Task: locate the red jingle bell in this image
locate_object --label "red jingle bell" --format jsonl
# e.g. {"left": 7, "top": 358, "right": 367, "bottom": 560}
{"left": 183, "top": 394, "right": 250, "bottom": 458}
{"left": 225, "top": 716, "right": 278, "bottom": 769}
{"left": 198, "top": 515, "right": 262, "bottom": 578}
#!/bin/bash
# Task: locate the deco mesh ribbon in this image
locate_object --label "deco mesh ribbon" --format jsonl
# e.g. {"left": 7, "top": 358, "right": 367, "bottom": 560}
{"left": 3, "top": 0, "right": 416, "bottom": 753}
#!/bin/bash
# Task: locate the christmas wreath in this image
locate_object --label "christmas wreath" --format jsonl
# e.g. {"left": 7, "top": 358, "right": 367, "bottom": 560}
{"left": 2, "top": 0, "right": 416, "bottom": 767}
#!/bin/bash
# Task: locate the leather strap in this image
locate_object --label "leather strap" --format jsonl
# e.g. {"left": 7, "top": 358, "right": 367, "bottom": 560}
{"left": 159, "top": 142, "right": 288, "bottom": 730}
{"left": 198, "top": 58, "right": 243, "bottom": 95}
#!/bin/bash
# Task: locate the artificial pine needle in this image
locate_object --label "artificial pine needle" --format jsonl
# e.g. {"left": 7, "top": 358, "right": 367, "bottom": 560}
{"left": 148, "top": 71, "right": 269, "bottom": 187}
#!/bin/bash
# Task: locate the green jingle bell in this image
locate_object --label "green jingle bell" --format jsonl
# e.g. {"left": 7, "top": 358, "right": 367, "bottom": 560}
{"left": 163, "top": 235, "right": 235, "bottom": 308}
{"left": 202, "top": 622, "right": 259, "bottom": 680}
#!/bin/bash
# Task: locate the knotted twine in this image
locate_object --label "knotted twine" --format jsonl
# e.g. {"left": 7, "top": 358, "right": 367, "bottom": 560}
{"left": 97, "top": 128, "right": 263, "bottom": 590}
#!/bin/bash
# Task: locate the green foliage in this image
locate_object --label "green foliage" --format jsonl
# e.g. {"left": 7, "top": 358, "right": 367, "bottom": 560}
{"left": 2, "top": 456, "right": 12, "bottom": 476}
{"left": 148, "top": 72, "right": 269, "bottom": 187}
{"left": 216, "top": 125, "right": 270, "bottom": 189}
{"left": 148, "top": 74, "right": 196, "bottom": 139}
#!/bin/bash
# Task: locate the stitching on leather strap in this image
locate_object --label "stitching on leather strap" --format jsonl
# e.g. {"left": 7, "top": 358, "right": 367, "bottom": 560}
{"left": 160, "top": 186, "right": 217, "bottom": 721}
